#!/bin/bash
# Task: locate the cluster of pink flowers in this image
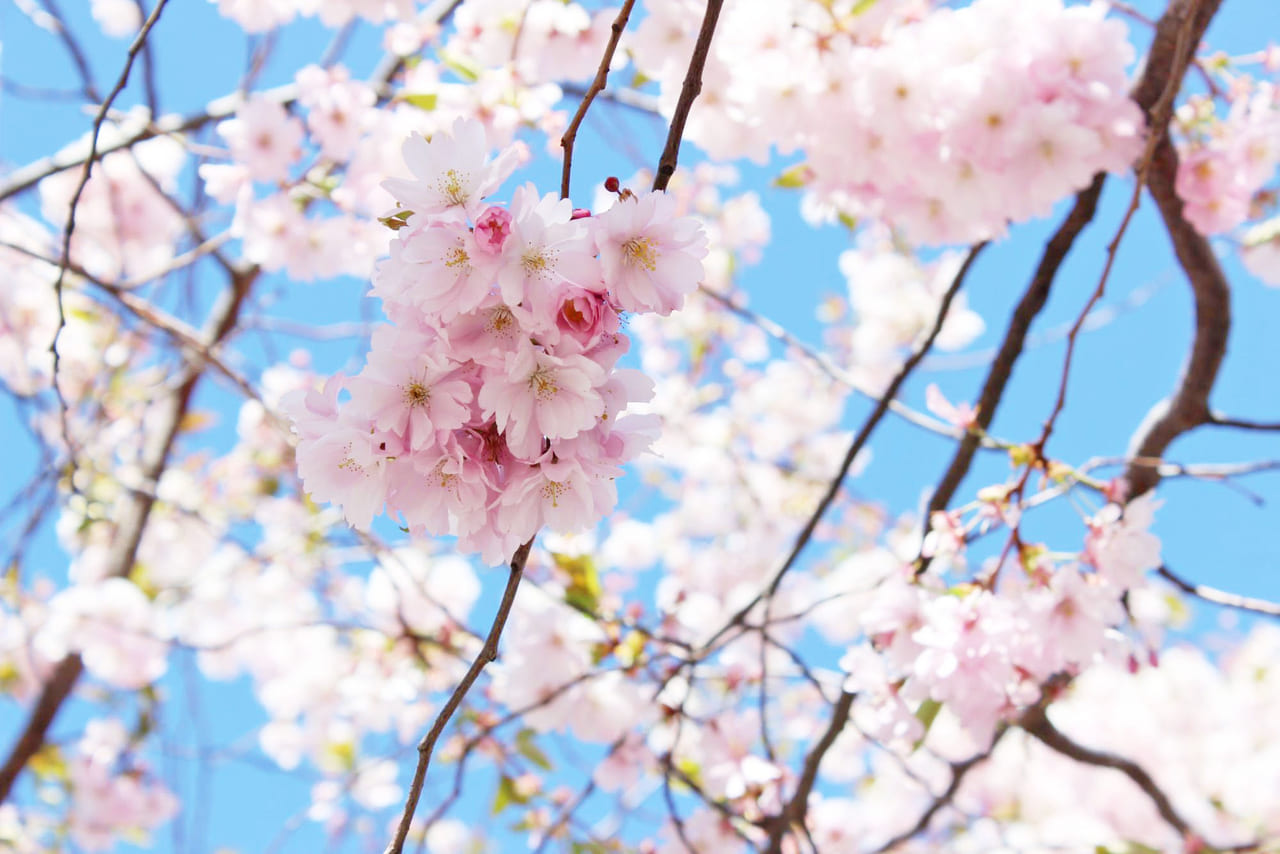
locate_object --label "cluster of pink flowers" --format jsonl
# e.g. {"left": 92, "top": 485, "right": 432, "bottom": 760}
{"left": 1175, "top": 80, "right": 1280, "bottom": 236}
{"left": 631, "top": 0, "right": 1144, "bottom": 245}
{"left": 286, "top": 118, "right": 707, "bottom": 563}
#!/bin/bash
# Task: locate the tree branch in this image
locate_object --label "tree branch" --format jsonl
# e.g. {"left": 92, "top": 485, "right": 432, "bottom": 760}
{"left": 0, "top": 263, "right": 256, "bottom": 805}
{"left": 1157, "top": 565, "right": 1280, "bottom": 618}
{"left": 704, "top": 243, "right": 986, "bottom": 654}
{"left": 651, "top": 0, "right": 725, "bottom": 192}
{"left": 1019, "top": 703, "right": 1194, "bottom": 840}
{"left": 560, "top": 0, "right": 637, "bottom": 200}
{"left": 1120, "top": 0, "right": 1228, "bottom": 497}
{"left": 384, "top": 538, "right": 532, "bottom": 854}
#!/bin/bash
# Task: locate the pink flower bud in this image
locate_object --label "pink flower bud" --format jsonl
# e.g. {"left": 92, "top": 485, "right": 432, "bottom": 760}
{"left": 474, "top": 205, "right": 512, "bottom": 255}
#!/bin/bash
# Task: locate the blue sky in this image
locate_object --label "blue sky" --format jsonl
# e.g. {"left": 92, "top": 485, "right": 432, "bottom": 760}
{"left": 1, "top": 0, "right": 1278, "bottom": 851}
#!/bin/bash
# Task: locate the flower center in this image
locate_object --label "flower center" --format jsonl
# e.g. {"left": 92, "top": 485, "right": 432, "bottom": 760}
{"left": 541, "top": 480, "right": 566, "bottom": 507}
{"left": 438, "top": 169, "right": 469, "bottom": 207}
{"left": 528, "top": 368, "right": 559, "bottom": 401}
{"left": 404, "top": 381, "right": 430, "bottom": 407}
{"left": 621, "top": 237, "right": 658, "bottom": 271}
{"left": 445, "top": 243, "right": 472, "bottom": 271}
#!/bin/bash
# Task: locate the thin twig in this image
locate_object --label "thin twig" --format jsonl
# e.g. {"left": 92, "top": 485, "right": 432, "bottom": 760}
{"left": 1157, "top": 566, "right": 1280, "bottom": 618}
{"left": 560, "top": 0, "right": 638, "bottom": 200}
{"left": 1207, "top": 413, "right": 1280, "bottom": 432}
{"left": 652, "top": 0, "right": 725, "bottom": 192}
{"left": 384, "top": 539, "right": 533, "bottom": 854}
{"left": 48, "top": 0, "right": 172, "bottom": 464}
{"left": 869, "top": 732, "right": 1006, "bottom": 853}
{"left": 35, "top": 0, "right": 101, "bottom": 102}
{"left": 702, "top": 243, "right": 987, "bottom": 655}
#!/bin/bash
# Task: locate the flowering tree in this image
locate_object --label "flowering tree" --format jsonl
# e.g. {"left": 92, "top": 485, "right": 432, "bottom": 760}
{"left": 1, "top": 0, "right": 1279, "bottom": 851}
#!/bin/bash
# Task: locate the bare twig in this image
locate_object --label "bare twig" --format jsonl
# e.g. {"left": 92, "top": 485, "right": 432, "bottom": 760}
{"left": 1020, "top": 703, "right": 1195, "bottom": 840}
{"left": 651, "top": 0, "right": 725, "bottom": 192}
{"left": 762, "top": 691, "right": 856, "bottom": 854}
{"left": 920, "top": 176, "right": 1107, "bottom": 569}
{"left": 560, "top": 0, "right": 638, "bottom": 200}
{"left": 48, "top": 0, "right": 172, "bottom": 460}
{"left": 0, "top": 262, "right": 257, "bottom": 805}
{"left": 1207, "top": 413, "right": 1280, "bottom": 432}
{"left": 1157, "top": 565, "right": 1280, "bottom": 618}
{"left": 35, "top": 0, "right": 101, "bottom": 102}
{"left": 703, "top": 243, "right": 987, "bottom": 655}
{"left": 869, "top": 732, "right": 1006, "bottom": 853}
{"left": 384, "top": 539, "right": 533, "bottom": 854}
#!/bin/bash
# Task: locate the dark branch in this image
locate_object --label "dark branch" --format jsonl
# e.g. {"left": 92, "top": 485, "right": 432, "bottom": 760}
{"left": 559, "top": 0, "right": 637, "bottom": 200}
{"left": 1157, "top": 565, "right": 1280, "bottom": 618}
{"left": 1020, "top": 703, "right": 1193, "bottom": 840}
{"left": 651, "top": 0, "right": 725, "bottom": 192}
{"left": 384, "top": 539, "right": 532, "bottom": 854}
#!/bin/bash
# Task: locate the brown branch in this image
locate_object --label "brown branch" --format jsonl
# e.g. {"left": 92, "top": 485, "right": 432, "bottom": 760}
{"left": 559, "top": 0, "right": 637, "bottom": 199}
{"left": 48, "top": 0, "right": 172, "bottom": 462}
{"left": 702, "top": 243, "right": 987, "bottom": 654}
{"left": 921, "top": 0, "right": 1224, "bottom": 558}
{"left": 1123, "top": 133, "right": 1230, "bottom": 497}
{"left": 1020, "top": 703, "right": 1195, "bottom": 840}
{"left": 34, "top": 0, "right": 101, "bottom": 103}
{"left": 0, "top": 262, "right": 256, "bottom": 805}
{"left": 1207, "top": 413, "right": 1280, "bottom": 432}
{"left": 869, "top": 732, "right": 1006, "bottom": 854}
{"left": 1157, "top": 565, "right": 1280, "bottom": 618}
{"left": 651, "top": 0, "right": 725, "bottom": 192}
{"left": 1121, "top": 0, "right": 1228, "bottom": 498}
{"left": 920, "top": 177, "right": 1107, "bottom": 567}
{"left": 762, "top": 690, "right": 856, "bottom": 854}
{"left": 384, "top": 538, "right": 532, "bottom": 854}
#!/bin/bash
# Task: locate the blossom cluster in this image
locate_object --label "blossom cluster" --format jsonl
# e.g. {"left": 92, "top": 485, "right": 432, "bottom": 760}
{"left": 1174, "top": 80, "right": 1280, "bottom": 236}
{"left": 287, "top": 118, "right": 707, "bottom": 563}
{"left": 631, "top": 0, "right": 1145, "bottom": 244}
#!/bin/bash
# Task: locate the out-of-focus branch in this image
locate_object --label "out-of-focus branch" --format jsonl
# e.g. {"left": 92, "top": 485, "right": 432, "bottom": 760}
{"left": 0, "top": 83, "right": 294, "bottom": 204}
{"left": 49, "top": 0, "right": 172, "bottom": 455}
{"left": 700, "top": 285, "right": 993, "bottom": 444}
{"left": 1020, "top": 703, "right": 1195, "bottom": 840}
{"left": 688, "top": 244, "right": 986, "bottom": 668}
{"left": 0, "top": 261, "right": 257, "bottom": 805}
{"left": 869, "top": 732, "right": 1006, "bottom": 854}
{"left": 1157, "top": 565, "right": 1280, "bottom": 618}
{"left": 1121, "top": 0, "right": 1228, "bottom": 497}
{"left": 651, "top": 0, "right": 724, "bottom": 191}
{"left": 384, "top": 539, "right": 532, "bottom": 854}
{"left": 33, "top": 0, "right": 101, "bottom": 103}
{"left": 762, "top": 690, "right": 855, "bottom": 854}
{"left": 1123, "top": 132, "right": 1230, "bottom": 497}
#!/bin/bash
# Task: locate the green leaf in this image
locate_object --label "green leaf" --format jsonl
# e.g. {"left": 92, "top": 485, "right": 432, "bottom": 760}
{"left": 403, "top": 92, "right": 438, "bottom": 112}
{"left": 837, "top": 211, "right": 858, "bottom": 232}
{"left": 441, "top": 51, "right": 480, "bottom": 83}
{"left": 516, "top": 729, "right": 553, "bottom": 771}
{"left": 772, "top": 162, "right": 811, "bottom": 189}
{"left": 491, "top": 774, "right": 529, "bottom": 815}
{"left": 850, "top": 0, "right": 879, "bottom": 16}
{"left": 553, "top": 552, "right": 602, "bottom": 615}
{"left": 911, "top": 698, "right": 942, "bottom": 751}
